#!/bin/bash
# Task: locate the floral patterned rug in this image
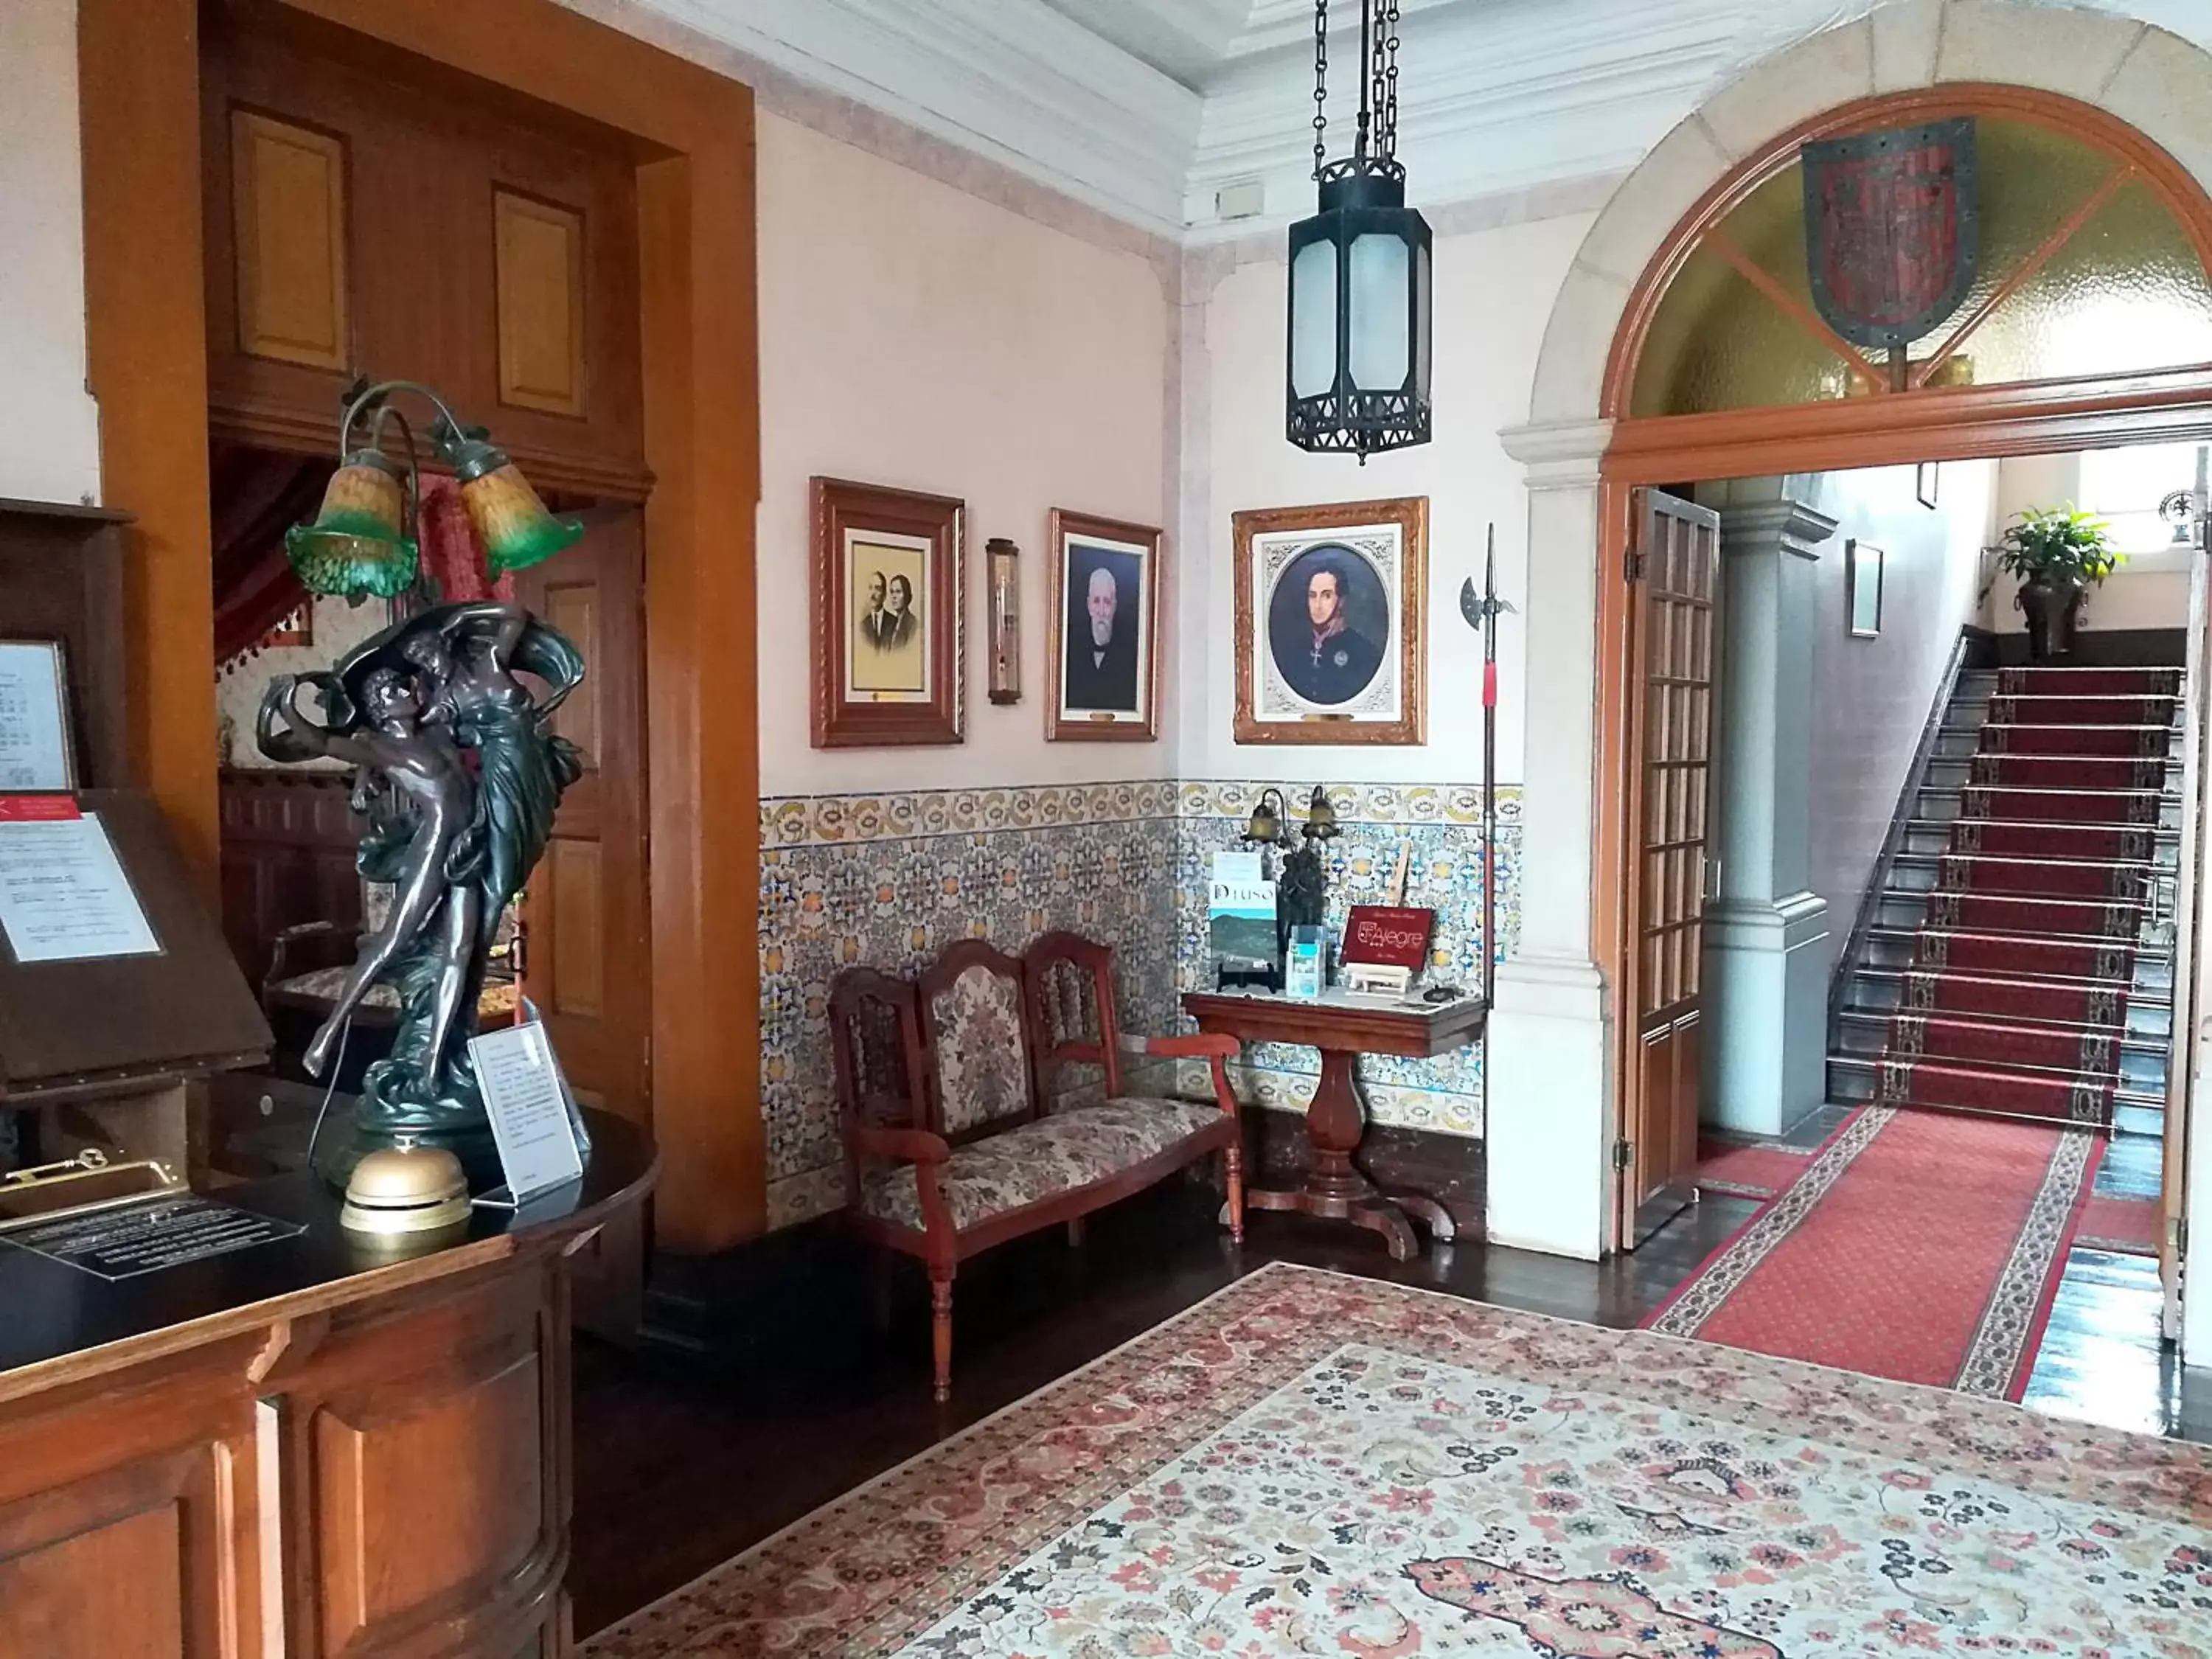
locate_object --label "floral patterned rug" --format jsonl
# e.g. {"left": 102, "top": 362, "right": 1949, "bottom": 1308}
{"left": 585, "top": 1262, "right": 2212, "bottom": 1658}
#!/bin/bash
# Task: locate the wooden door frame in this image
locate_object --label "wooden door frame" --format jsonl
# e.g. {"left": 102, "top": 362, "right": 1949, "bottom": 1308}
{"left": 80, "top": 0, "right": 765, "bottom": 1250}
{"left": 1589, "top": 85, "right": 2212, "bottom": 1245}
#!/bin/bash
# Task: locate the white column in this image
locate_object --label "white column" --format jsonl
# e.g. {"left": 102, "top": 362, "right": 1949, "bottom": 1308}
{"left": 1488, "top": 419, "right": 1613, "bottom": 1259}
{"left": 1703, "top": 495, "right": 1837, "bottom": 1135}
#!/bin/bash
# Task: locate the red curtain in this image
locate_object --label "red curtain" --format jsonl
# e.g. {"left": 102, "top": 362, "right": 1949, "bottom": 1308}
{"left": 211, "top": 444, "right": 332, "bottom": 666}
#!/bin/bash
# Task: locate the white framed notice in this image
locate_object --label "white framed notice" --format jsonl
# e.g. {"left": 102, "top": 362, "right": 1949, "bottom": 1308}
{"left": 0, "top": 810, "right": 161, "bottom": 964}
{"left": 468, "top": 1020, "right": 586, "bottom": 1205}
{"left": 0, "top": 640, "right": 77, "bottom": 792}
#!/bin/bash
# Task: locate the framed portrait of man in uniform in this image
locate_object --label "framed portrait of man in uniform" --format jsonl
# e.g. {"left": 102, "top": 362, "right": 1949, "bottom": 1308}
{"left": 1231, "top": 496, "right": 1426, "bottom": 745}
{"left": 1046, "top": 508, "right": 1161, "bottom": 742}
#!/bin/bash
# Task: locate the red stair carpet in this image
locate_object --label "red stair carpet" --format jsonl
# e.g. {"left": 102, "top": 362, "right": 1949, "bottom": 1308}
{"left": 1875, "top": 664, "right": 2177, "bottom": 1127}
{"left": 1649, "top": 1106, "right": 2103, "bottom": 1398}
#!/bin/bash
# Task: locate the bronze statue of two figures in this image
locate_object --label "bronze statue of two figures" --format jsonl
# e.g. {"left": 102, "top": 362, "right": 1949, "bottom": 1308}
{"left": 257, "top": 601, "right": 583, "bottom": 1185}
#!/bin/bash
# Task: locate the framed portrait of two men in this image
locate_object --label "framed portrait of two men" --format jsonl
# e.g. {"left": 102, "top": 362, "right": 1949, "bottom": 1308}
{"left": 1231, "top": 495, "right": 1427, "bottom": 745}
{"left": 1047, "top": 508, "right": 1162, "bottom": 742}
{"left": 810, "top": 476, "right": 965, "bottom": 748}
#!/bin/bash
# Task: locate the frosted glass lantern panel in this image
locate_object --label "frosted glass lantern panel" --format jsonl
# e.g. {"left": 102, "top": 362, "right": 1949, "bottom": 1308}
{"left": 1290, "top": 240, "right": 1340, "bottom": 399}
{"left": 1413, "top": 240, "right": 1434, "bottom": 396}
{"left": 1348, "top": 233, "right": 1411, "bottom": 390}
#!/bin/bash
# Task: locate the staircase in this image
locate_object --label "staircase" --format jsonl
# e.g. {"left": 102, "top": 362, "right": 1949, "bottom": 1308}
{"left": 1829, "top": 664, "right": 2185, "bottom": 1133}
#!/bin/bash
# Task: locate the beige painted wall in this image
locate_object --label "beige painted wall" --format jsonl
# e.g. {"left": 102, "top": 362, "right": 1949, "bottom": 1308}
{"left": 753, "top": 112, "right": 1174, "bottom": 798}
{"left": 1181, "top": 212, "right": 1594, "bottom": 787}
{"left": 0, "top": 0, "right": 102, "bottom": 505}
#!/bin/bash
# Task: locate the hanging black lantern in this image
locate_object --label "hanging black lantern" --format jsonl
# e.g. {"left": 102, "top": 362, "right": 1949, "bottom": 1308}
{"left": 1287, "top": 0, "right": 1433, "bottom": 462}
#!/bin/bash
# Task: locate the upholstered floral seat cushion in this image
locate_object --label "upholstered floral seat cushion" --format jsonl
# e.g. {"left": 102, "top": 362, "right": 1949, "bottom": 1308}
{"left": 861, "top": 1096, "right": 1222, "bottom": 1234}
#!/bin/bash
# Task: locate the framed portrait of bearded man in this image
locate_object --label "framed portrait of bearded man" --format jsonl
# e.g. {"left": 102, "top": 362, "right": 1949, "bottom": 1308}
{"left": 1232, "top": 496, "right": 1426, "bottom": 745}
{"left": 1046, "top": 508, "right": 1162, "bottom": 742}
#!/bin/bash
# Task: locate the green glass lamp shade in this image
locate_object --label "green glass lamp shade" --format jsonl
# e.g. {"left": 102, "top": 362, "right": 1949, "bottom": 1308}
{"left": 456, "top": 456, "right": 582, "bottom": 577}
{"left": 1304, "top": 786, "right": 1339, "bottom": 837}
{"left": 1241, "top": 796, "right": 1283, "bottom": 844}
{"left": 286, "top": 456, "right": 420, "bottom": 598}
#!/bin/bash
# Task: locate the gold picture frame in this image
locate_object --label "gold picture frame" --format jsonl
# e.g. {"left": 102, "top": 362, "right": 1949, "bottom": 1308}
{"left": 1231, "top": 497, "right": 1427, "bottom": 745}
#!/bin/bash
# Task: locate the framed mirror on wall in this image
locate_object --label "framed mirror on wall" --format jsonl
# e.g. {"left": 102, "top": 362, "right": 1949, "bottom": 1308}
{"left": 1846, "top": 539, "right": 1885, "bottom": 638}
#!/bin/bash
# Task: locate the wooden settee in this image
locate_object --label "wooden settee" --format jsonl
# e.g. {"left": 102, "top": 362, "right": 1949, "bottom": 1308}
{"left": 830, "top": 931, "right": 1245, "bottom": 1399}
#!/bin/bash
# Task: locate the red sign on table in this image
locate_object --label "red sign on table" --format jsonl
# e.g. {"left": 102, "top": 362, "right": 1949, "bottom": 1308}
{"left": 0, "top": 796, "right": 82, "bottom": 822}
{"left": 1342, "top": 905, "right": 1433, "bottom": 970}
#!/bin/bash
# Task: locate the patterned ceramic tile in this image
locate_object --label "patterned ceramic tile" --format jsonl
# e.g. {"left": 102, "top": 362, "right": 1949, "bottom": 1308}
{"left": 759, "top": 783, "right": 1184, "bottom": 1228}
{"left": 1174, "top": 781, "right": 1522, "bottom": 1141}
{"left": 756, "top": 779, "right": 1522, "bottom": 1230}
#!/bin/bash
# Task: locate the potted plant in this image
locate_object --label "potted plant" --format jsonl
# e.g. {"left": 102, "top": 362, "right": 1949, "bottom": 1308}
{"left": 1994, "top": 504, "right": 2121, "bottom": 660}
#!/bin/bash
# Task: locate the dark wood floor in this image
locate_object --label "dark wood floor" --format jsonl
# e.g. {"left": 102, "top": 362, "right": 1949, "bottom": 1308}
{"left": 570, "top": 1162, "right": 2211, "bottom": 1639}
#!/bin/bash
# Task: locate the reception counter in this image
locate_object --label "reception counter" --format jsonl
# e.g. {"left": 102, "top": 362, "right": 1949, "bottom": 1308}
{"left": 0, "top": 1110, "right": 655, "bottom": 1659}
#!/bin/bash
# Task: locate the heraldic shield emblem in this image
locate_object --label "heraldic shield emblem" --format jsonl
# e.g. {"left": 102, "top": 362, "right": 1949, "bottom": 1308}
{"left": 1803, "top": 116, "right": 1980, "bottom": 351}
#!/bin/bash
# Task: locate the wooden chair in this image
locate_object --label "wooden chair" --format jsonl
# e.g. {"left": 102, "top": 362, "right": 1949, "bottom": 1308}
{"left": 831, "top": 936, "right": 1243, "bottom": 1400}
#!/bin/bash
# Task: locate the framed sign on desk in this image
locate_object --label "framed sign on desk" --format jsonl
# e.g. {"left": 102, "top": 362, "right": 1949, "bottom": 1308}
{"left": 0, "top": 639, "right": 78, "bottom": 792}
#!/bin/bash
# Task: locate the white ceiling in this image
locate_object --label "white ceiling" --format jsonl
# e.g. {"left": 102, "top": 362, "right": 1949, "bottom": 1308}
{"left": 609, "top": 0, "right": 2212, "bottom": 240}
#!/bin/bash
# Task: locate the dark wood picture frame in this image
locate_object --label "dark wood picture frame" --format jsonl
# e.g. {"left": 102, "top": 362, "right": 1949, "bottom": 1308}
{"left": 810, "top": 477, "right": 965, "bottom": 748}
{"left": 0, "top": 637, "right": 81, "bottom": 792}
{"left": 1846, "top": 538, "right": 1885, "bottom": 637}
{"left": 1231, "top": 496, "right": 1427, "bottom": 745}
{"left": 1046, "top": 508, "right": 1163, "bottom": 742}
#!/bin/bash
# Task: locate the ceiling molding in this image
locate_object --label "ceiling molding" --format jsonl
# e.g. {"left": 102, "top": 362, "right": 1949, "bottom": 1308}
{"left": 605, "top": 0, "right": 2212, "bottom": 244}
{"left": 1185, "top": 0, "right": 1765, "bottom": 231}
{"left": 618, "top": 0, "right": 1203, "bottom": 233}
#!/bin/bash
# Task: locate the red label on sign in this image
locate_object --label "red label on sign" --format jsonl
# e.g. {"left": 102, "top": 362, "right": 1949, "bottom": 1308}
{"left": 0, "top": 795, "right": 81, "bottom": 821}
{"left": 1343, "top": 904, "right": 1433, "bottom": 969}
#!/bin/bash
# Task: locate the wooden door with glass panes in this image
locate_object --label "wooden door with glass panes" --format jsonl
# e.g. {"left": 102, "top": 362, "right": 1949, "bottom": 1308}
{"left": 1618, "top": 489, "right": 1721, "bottom": 1246}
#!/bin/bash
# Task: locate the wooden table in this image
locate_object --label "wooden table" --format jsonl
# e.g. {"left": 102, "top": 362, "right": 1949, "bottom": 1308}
{"left": 1183, "top": 987, "right": 1487, "bottom": 1261}
{"left": 0, "top": 1108, "right": 655, "bottom": 1658}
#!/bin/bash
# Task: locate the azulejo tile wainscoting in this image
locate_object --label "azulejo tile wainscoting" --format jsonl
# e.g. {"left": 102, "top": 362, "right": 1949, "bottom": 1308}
{"left": 757, "top": 779, "right": 1521, "bottom": 1231}
{"left": 759, "top": 781, "right": 1184, "bottom": 1229}
{"left": 1173, "top": 781, "right": 1522, "bottom": 1140}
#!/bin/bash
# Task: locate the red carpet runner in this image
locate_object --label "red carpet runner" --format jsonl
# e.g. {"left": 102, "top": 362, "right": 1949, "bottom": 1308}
{"left": 1649, "top": 1106, "right": 2103, "bottom": 1398}
{"left": 1876, "top": 664, "right": 2177, "bottom": 1127}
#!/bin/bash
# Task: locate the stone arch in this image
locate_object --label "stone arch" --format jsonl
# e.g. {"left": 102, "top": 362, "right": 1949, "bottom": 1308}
{"left": 1485, "top": 2, "right": 2212, "bottom": 1266}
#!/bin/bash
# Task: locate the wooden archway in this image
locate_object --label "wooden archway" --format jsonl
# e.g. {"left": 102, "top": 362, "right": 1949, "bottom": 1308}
{"left": 1589, "top": 83, "right": 2212, "bottom": 1243}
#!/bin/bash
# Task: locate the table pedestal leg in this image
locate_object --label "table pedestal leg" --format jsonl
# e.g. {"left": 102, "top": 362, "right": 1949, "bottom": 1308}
{"left": 1244, "top": 1046, "right": 1450, "bottom": 1260}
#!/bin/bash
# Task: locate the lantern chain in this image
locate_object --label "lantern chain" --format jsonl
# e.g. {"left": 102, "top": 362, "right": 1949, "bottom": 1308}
{"left": 1378, "top": 0, "right": 1402, "bottom": 164}
{"left": 1311, "top": 0, "right": 1329, "bottom": 183}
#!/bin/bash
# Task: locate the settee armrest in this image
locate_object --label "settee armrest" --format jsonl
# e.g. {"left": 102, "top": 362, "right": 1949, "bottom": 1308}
{"left": 849, "top": 1124, "right": 955, "bottom": 1238}
{"left": 1118, "top": 1032, "right": 1238, "bottom": 1062}
{"left": 1117, "top": 1032, "right": 1241, "bottom": 1118}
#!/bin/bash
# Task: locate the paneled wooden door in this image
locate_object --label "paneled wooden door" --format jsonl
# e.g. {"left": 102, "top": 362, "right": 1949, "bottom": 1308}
{"left": 1617, "top": 489, "right": 1722, "bottom": 1247}
{"left": 512, "top": 505, "right": 650, "bottom": 1130}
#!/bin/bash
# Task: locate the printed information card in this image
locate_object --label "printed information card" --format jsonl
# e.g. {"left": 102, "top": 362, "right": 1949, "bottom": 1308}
{"left": 0, "top": 807, "right": 161, "bottom": 964}
{"left": 468, "top": 1020, "right": 585, "bottom": 1203}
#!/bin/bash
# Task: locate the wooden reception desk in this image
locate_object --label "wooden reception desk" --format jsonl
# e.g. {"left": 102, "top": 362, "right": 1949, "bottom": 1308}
{"left": 0, "top": 1110, "right": 655, "bottom": 1659}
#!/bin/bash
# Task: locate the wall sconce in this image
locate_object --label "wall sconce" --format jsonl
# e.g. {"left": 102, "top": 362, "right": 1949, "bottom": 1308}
{"left": 287, "top": 378, "right": 582, "bottom": 599}
{"left": 1239, "top": 786, "right": 1289, "bottom": 846}
{"left": 987, "top": 536, "right": 1020, "bottom": 705}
